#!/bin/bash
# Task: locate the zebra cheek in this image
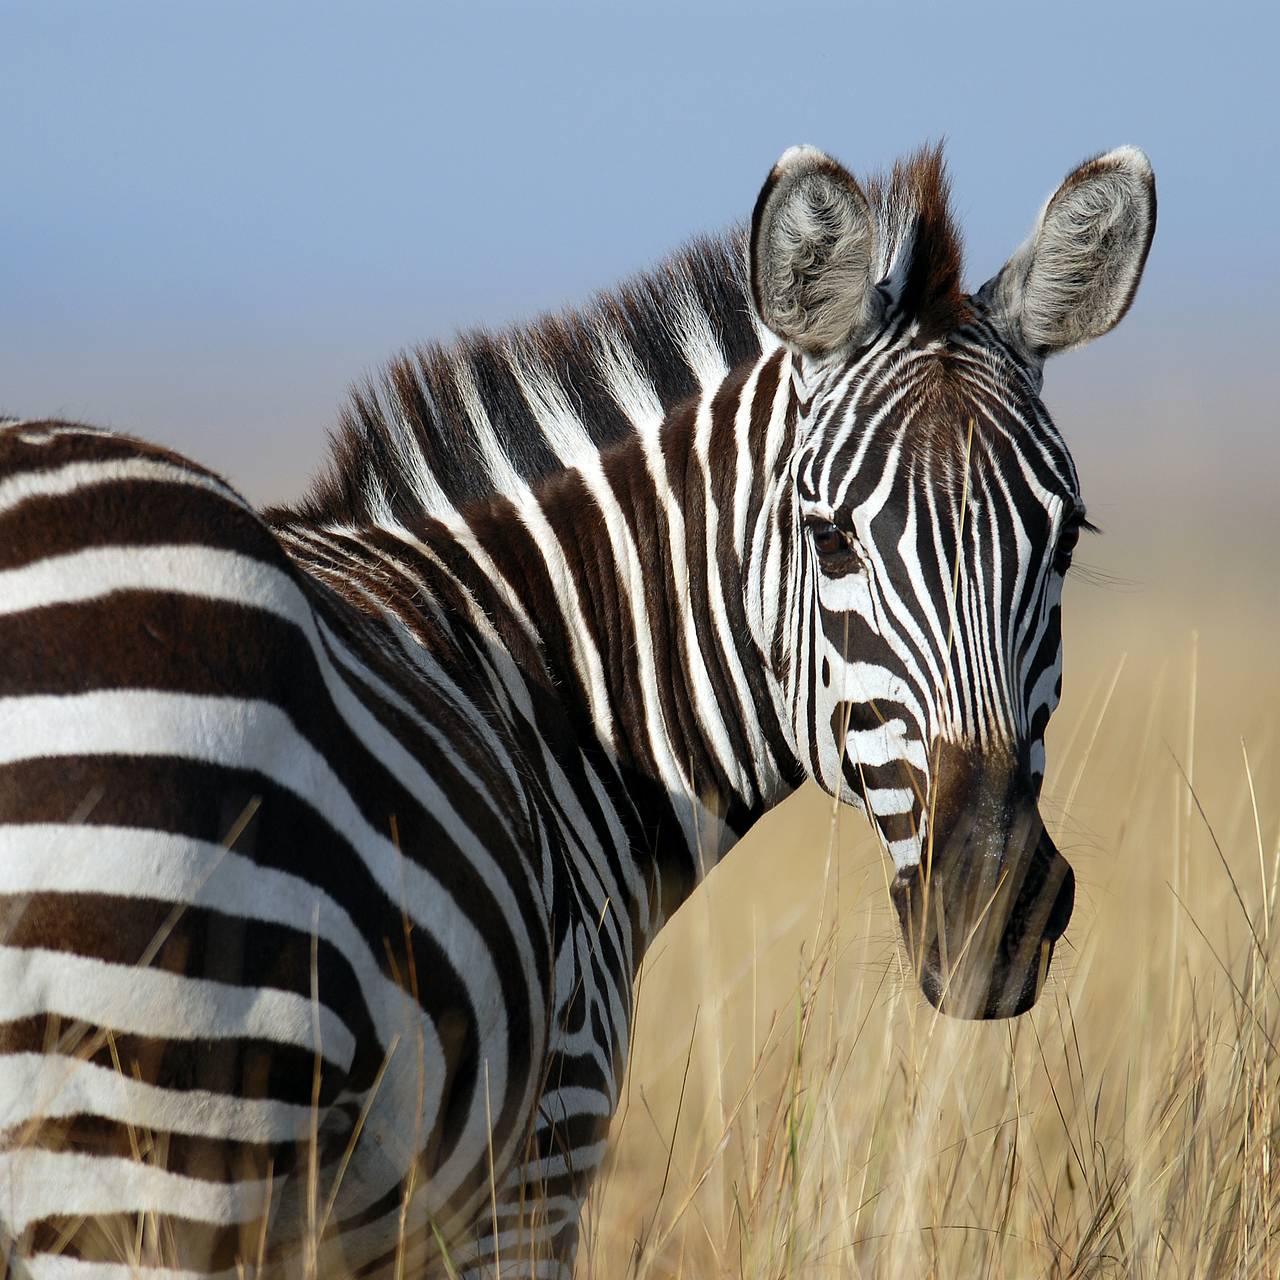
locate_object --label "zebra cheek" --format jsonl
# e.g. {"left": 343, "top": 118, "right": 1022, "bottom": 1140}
{"left": 816, "top": 568, "right": 874, "bottom": 619}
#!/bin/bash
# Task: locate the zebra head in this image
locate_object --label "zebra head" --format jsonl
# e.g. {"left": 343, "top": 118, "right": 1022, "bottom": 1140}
{"left": 748, "top": 144, "right": 1155, "bottom": 1018}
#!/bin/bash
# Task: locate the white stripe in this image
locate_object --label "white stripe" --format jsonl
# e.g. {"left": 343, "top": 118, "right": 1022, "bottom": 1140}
{"left": 0, "top": 1149, "right": 273, "bottom": 1233}
{"left": 24, "top": 1257, "right": 233, "bottom": 1280}
{"left": 594, "top": 324, "right": 665, "bottom": 435}
{"left": 641, "top": 390, "right": 748, "bottom": 804}
{"left": 0, "top": 1052, "right": 315, "bottom": 1144}
{"left": 500, "top": 1140, "right": 609, "bottom": 1190}
{"left": 747, "top": 357, "right": 795, "bottom": 653}
{"left": 0, "top": 455, "right": 245, "bottom": 520}
{"left": 863, "top": 786, "right": 916, "bottom": 815}
{"left": 535, "top": 1084, "right": 613, "bottom": 1127}
{"left": 385, "top": 400, "right": 455, "bottom": 517}
{"left": 452, "top": 357, "right": 526, "bottom": 496}
{"left": 0, "top": 543, "right": 265, "bottom": 618}
{"left": 516, "top": 490, "right": 618, "bottom": 751}
{"left": 886, "top": 836, "right": 921, "bottom": 868}
{"left": 505, "top": 345, "right": 595, "bottom": 465}
{"left": 732, "top": 358, "right": 765, "bottom": 558}
{"left": 845, "top": 719, "right": 927, "bottom": 771}
{"left": 0, "top": 946, "right": 355, "bottom": 1069}
{"left": 828, "top": 658, "right": 926, "bottom": 731}
{"left": 671, "top": 284, "right": 729, "bottom": 391}
{"left": 694, "top": 379, "right": 777, "bottom": 803}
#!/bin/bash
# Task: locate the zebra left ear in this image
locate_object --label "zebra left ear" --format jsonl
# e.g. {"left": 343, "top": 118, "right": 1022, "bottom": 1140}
{"left": 749, "top": 146, "right": 881, "bottom": 357}
{"left": 977, "top": 147, "right": 1156, "bottom": 360}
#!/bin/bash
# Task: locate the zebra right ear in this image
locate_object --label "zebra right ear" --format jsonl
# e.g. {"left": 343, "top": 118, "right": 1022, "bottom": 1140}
{"left": 749, "top": 146, "right": 880, "bottom": 358}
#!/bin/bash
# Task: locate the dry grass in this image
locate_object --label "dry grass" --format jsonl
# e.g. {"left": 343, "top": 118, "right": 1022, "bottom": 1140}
{"left": 577, "top": 562, "right": 1280, "bottom": 1278}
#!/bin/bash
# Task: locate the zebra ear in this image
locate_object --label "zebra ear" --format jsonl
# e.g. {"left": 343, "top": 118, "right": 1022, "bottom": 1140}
{"left": 978, "top": 146, "right": 1156, "bottom": 359}
{"left": 749, "top": 146, "right": 880, "bottom": 357}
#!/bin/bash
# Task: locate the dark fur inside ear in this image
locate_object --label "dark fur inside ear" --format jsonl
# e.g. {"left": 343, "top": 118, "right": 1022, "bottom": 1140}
{"left": 979, "top": 147, "right": 1156, "bottom": 359}
{"left": 749, "top": 146, "right": 879, "bottom": 356}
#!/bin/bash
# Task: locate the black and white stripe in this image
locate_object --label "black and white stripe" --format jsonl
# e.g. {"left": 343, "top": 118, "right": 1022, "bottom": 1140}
{"left": 0, "top": 141, "right": 1153, "bottom": 1277}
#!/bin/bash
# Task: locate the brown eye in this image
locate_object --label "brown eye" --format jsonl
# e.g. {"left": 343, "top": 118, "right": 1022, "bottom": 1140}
{"left": 808, "top": 519, "right": 850, "bottom": 558}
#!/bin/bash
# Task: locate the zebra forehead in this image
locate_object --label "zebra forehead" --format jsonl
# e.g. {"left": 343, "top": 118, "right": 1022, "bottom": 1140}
{"left": 797, "top": 352, "right": 1079, "bottom": 514}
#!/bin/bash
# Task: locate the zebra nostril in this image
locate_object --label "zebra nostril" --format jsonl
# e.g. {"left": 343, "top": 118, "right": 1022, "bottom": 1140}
{"left": 1044, "top": 862, "right": 1075, "bottom": 942}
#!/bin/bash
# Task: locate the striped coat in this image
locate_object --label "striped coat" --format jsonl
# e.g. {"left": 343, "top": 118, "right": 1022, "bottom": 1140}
{"left": 0, "top": 420, "right": 682, "bottom": 1275}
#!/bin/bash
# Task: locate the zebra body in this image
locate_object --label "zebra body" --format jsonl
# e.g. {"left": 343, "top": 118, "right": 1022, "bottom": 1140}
{"left": 0, "top": 423, "right": 658, "bottom": 1275}
{"left": 0, "top": 143, "right": 1154, "bottom": 1276}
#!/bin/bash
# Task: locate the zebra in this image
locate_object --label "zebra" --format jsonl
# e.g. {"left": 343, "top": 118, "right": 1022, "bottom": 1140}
{"left": 0, "top": 140, "right": 1154, "bottom": 1278}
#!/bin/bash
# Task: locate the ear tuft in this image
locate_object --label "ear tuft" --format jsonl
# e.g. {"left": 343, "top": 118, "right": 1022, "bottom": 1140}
{"left": 979, "top": 146, "right": 1156, "bottom": 359}
{"left": 773, "top": 144, "right": 831, "bottom": 175}
{"left": 749, "top": 146, "right": 879, "bottom": 357}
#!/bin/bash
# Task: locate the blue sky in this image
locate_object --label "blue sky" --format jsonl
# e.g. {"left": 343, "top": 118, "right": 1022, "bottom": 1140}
{"left": 1, "top": 0, "right": 1275, "bottom": 507}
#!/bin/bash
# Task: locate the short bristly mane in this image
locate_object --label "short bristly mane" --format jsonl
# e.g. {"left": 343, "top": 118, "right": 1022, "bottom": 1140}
{"left": 277, "top": 144, "right": 965, "bottom": 529}
{"left": 282, "top": 231, "right": 762, "bottom": 527}
{"left": 863, "top": 143, "right": 968, "bottom": 339}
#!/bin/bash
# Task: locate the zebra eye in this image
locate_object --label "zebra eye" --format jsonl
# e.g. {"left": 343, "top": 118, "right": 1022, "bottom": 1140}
{"left": 1053, "top": 522, "right": 1081, "bottom": 575}
{"left": 807, "top": 519, "right": 853, "bottom": 559}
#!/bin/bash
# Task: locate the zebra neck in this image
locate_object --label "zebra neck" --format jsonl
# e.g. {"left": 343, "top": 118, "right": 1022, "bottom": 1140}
{"left": 461, "top": 353, "right": 804, "bottom": 907}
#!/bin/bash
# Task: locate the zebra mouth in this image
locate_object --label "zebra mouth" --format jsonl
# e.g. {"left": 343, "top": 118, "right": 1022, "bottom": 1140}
{"left": 916, "top": 935, "right": 1056, "bottom": 1020}
{"left": 890, "top": 841, "right": 1075, "bottom": 1021}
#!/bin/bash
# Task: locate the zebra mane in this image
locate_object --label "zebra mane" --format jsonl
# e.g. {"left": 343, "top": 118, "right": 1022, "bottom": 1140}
{"left": 279, "top": 145, "right": 965, "bottom": 528}
{"left": 282, "top": 230, "right": 764, "bottom": 527}
{"left": 863, "top": 143, "right": 968, "bottom": 340}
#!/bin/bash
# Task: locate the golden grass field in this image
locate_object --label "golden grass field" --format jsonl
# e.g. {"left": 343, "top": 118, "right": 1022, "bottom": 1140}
{"left": 577, "top": 508, "right": 1280, "bottom": 1278}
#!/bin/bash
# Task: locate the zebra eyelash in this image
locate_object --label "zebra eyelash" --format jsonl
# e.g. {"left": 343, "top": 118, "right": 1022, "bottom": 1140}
{"left": 1054, "top": 512, "right": 1098, "bottom": 576}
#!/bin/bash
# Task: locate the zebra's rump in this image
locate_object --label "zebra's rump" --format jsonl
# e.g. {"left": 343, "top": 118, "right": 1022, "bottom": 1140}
{"left": 0, "top": 423, "right": 556, "bottom": 1277}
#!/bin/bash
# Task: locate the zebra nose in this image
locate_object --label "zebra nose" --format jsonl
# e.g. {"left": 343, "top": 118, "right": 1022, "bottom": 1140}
{"left": 888, "top": 827, "right": 1074, "bottom": 1020}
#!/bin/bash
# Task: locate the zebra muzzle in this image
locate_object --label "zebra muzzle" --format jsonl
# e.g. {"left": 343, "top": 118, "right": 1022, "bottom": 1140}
{"left": 889, "top": 831, "right": 1074, "bottom": 1020}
